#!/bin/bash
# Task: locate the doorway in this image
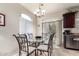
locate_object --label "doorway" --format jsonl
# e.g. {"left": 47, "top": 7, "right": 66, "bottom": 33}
{"left": 42, "top": 20, "right": 62, "bottom": 48}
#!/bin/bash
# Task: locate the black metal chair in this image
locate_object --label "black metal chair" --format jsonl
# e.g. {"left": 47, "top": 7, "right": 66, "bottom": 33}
{"left": 27, "top": 33, "right": 33, "bottom": 40}
{"left": 37, "top": 33, "right": 55, "bottom": 56}
{"left": 13, "top": 34, "right": 36, "bottom": 56}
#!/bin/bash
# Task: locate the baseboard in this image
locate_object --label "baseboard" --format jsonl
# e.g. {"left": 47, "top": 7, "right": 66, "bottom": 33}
{"left": 64, "top": 47, "right": 79, "bottom": 51}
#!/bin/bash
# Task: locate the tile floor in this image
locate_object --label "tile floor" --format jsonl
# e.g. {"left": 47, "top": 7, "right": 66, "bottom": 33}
{"left": 12, "top": 47, "right": 79, "bottom": 56}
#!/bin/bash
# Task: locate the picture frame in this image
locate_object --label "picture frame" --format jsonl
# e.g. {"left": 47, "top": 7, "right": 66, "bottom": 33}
{"left": 0, "top": 13, "right": 5, "bottom": 26}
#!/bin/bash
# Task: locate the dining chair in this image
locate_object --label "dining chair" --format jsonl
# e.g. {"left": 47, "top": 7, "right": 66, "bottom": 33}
{"left": 42, "top": 33, "right": 50, "bottom": 45}
{"left": 37, "top": 33, "right": 55, "bottom": 56}
{"left": 13, "top": 34, "right": 36, "bottom": 56}
{"left": 27, "top": 33, "right": 33, "bottom": 40}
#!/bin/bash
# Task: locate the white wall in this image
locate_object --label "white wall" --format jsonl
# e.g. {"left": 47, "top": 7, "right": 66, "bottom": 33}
{"left": 0, "top": 3, "right": 36, "bottom": 55}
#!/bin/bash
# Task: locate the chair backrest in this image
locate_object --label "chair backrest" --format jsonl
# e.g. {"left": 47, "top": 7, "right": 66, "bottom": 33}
{"left": 48, "top": 33, "right": 55, "bottom": 50}
{"left": 13, "top": 34, "right": 22, "bottom": 46}
{"left": 18, "top": 34, "right": 28, "bottom": 42}
{"left": 18, "top": 34, "right": 29, "bottom": 47}
{"left": 27, "top": 33, "right": 33, "bottom": 39}
{"left": 47, "top": 33, "right": 55, "bottom": 56}
{"left": 13, "top": 34, "right": 29, "bottom": 54}
{"left": 18, "top": 34, "right": 29, "bottom": 55}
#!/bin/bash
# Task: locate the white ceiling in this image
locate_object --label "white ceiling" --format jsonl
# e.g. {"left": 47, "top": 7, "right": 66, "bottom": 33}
{"left": 20, "top": 3, "right": 79, "bottom": 14}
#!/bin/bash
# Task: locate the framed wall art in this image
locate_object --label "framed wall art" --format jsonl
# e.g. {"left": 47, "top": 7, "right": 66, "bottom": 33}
{"left": 0, "top": 13, "right": 5, "bottom": 26}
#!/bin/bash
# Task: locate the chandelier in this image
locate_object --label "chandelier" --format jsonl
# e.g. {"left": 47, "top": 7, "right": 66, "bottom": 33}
{"left": 34, "top": 3, "right": 46, "bottom": 18}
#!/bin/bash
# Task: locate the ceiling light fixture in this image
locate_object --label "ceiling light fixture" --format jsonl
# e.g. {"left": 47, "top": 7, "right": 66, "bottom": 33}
{"left": 34, "top": 3, "right": 46, "bottom": 18}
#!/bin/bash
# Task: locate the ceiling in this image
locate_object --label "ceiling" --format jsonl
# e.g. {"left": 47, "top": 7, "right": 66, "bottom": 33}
{"left": 20, "top": 3, "right": 79, "bottom": 15}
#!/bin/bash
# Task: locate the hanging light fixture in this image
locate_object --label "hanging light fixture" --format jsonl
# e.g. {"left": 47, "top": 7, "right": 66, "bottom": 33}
{"left": 34, "top": 3, "right": 46, "bottom": 18}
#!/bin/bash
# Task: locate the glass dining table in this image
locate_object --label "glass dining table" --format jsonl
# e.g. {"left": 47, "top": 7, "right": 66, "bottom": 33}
{"left": 28, "top": 37, "right": 44, "bottom": 56}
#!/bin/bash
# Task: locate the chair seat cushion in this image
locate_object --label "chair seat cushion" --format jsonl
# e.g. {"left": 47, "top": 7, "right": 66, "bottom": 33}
{"left": 37, "top": 45, "right": 48, "bottom": 51}
{"left": 44, "top": 40, "right": 49, "bottom": 44}
{"left": 29, "top": 47, "right": 35, "bottom": 53}
{"left": 21, "top": 47, "right": 35, "bottom": 56}
{"left": 25, "top": 43, "right": 36, "bottom": 53}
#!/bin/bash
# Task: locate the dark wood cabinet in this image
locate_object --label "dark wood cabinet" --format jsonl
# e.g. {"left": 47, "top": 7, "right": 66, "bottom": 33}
{"left": 63, "top": 12, "right": 76, "bottom": 28}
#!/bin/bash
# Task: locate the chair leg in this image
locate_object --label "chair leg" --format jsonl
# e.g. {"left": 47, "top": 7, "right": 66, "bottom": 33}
{"left": 50, "top": 50, "right": 52, "bottom": 56}
{"left": 19, "top": 49, "right": 21, "bottom": 56}
{"left": 40, "top": 50, "right": 42, "bottom": 55}
{"left": 19, "top": 46, "right": 22, "bottom": 56}
{"left": 27, "top": 53, "right": 29, "bottom": 56}
{"left": 37, "top": 50, "right": 38, "bottom": 56}
{"left": 50, "top": 48, "right": 53, "bottom": 56}
{"left": 48, "top": 49, "right": 52, "bottom": 56}
{"left": 48, "top": 49, "right": 51, "bottom": 56}
{"left": 48, "top": 52, "right": 49, "bottom": 56}
{"left": 49, "top": 52, "right": 51, "bottom": 56}
{"left": 35, "top": 49, "right": 37, "bottom": 56}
